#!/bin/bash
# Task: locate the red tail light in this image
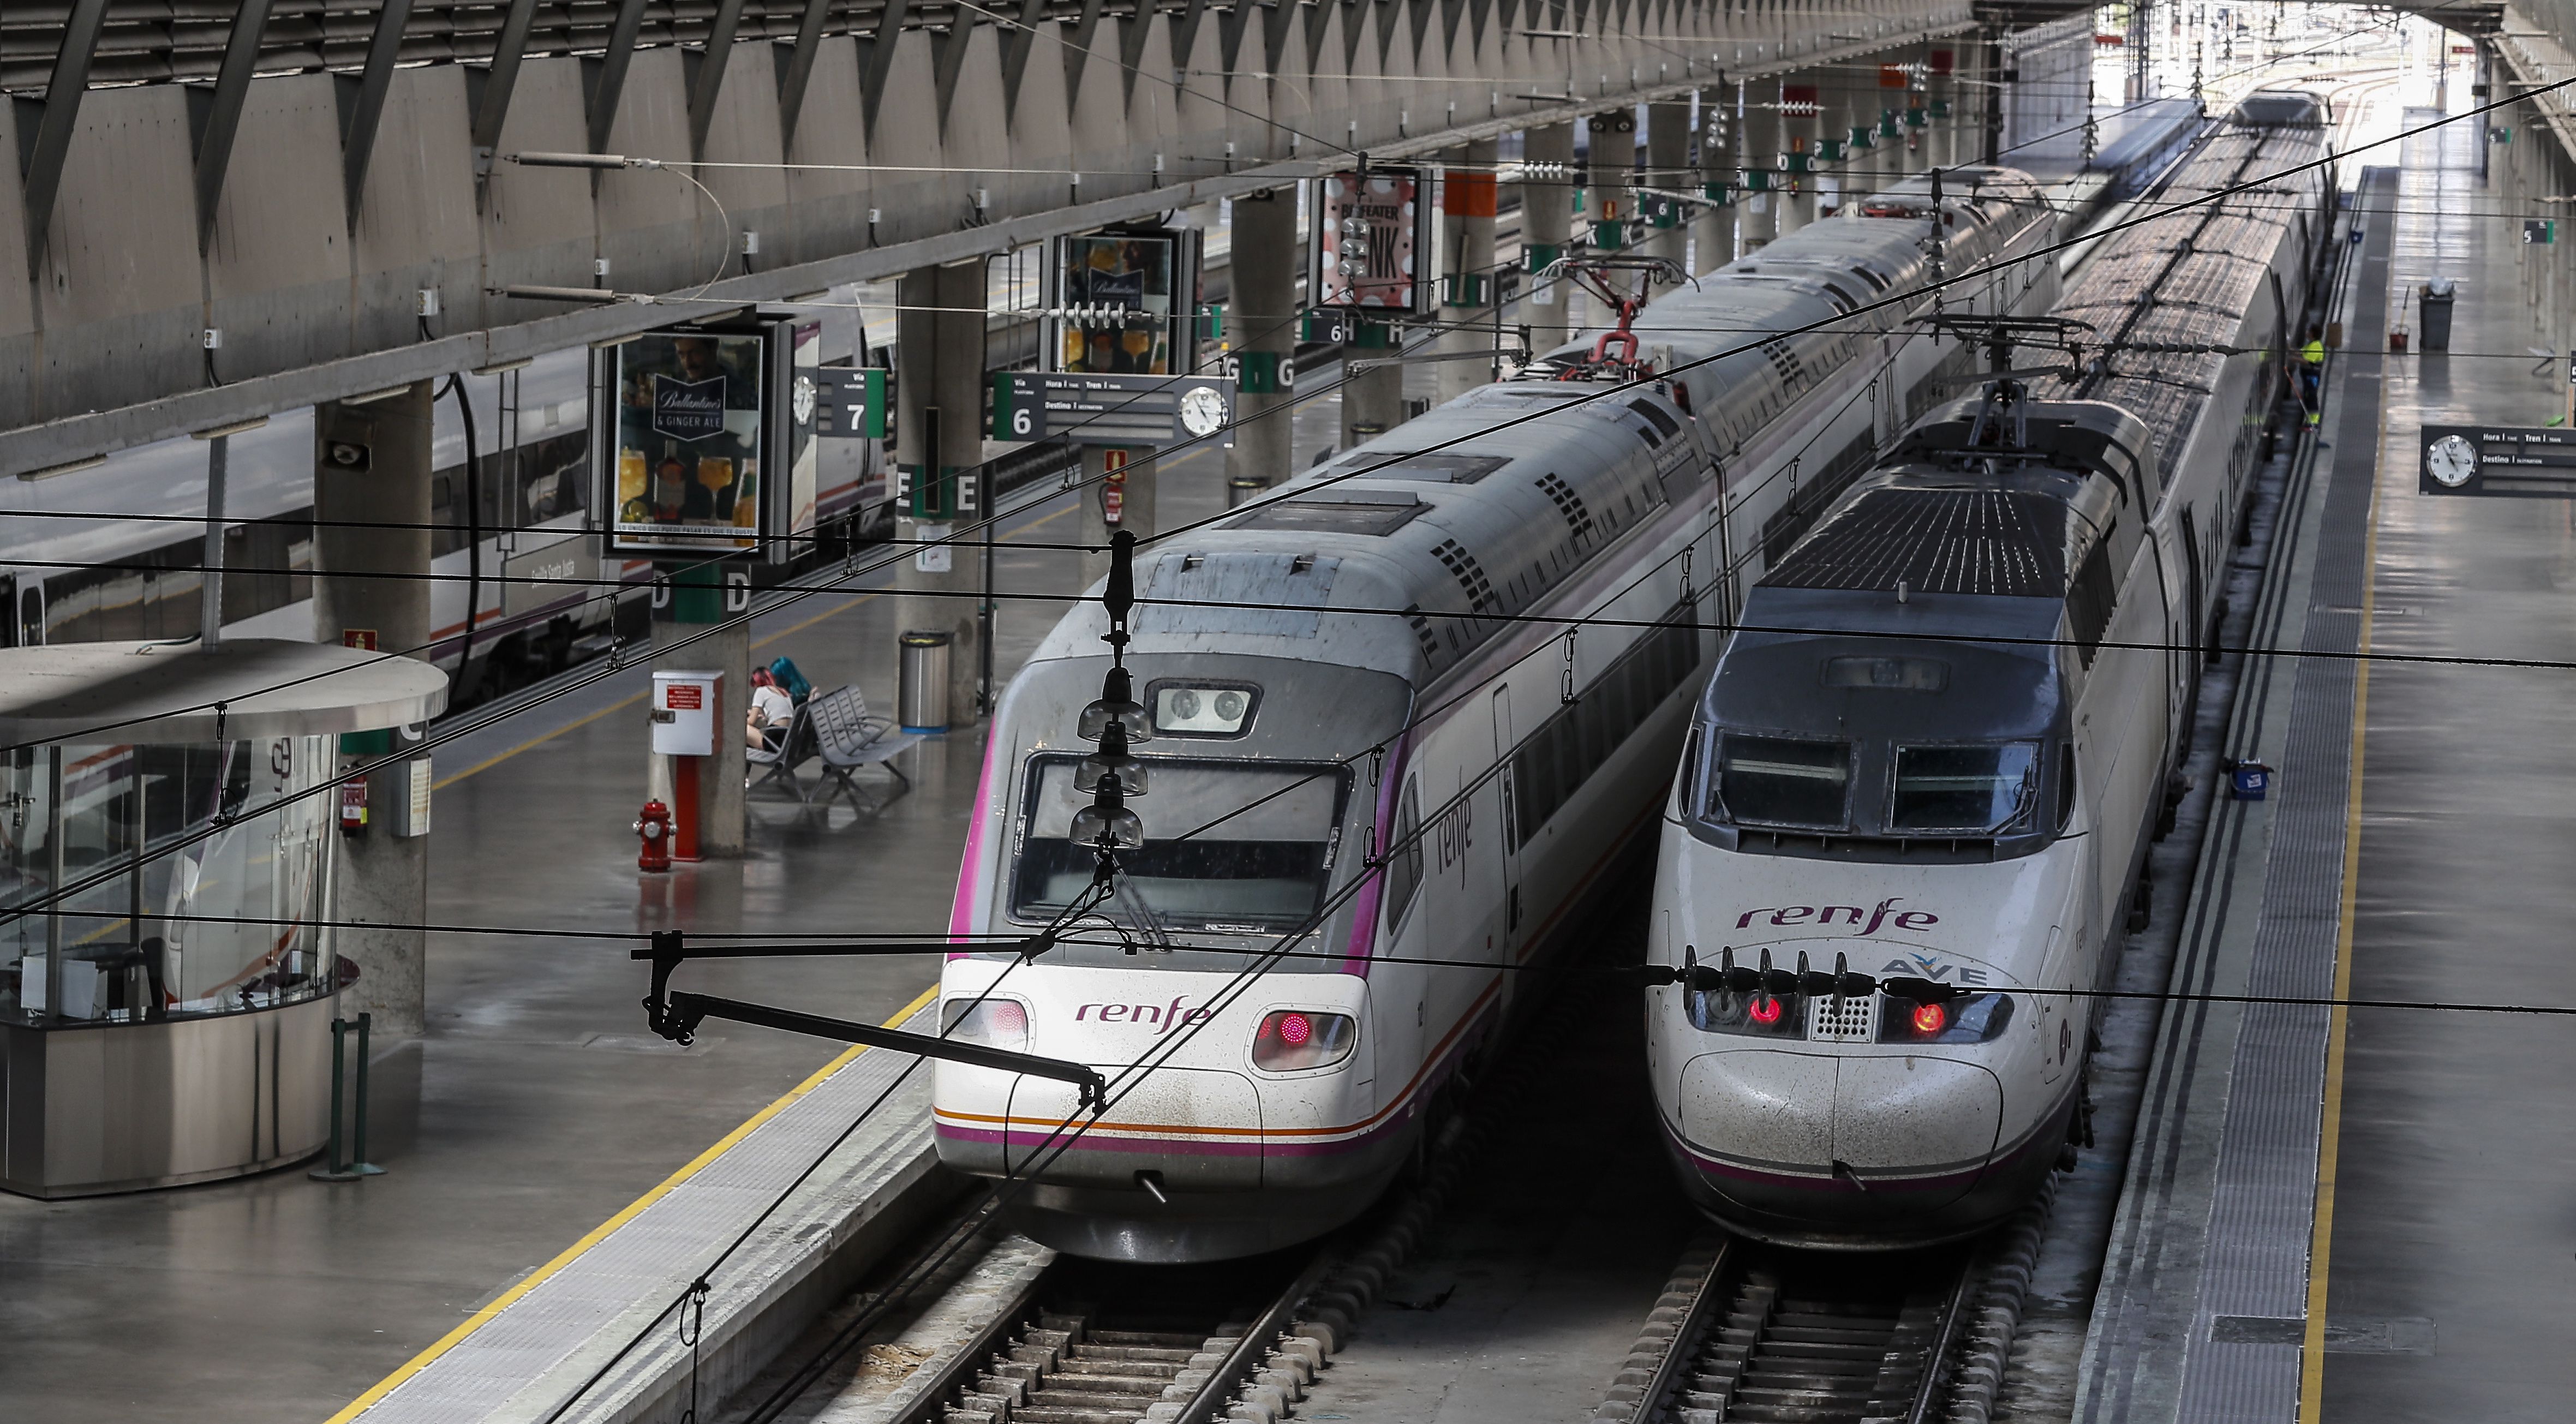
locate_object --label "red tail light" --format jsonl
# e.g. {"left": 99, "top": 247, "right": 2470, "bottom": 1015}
{"left": 1911, "top": 1002, "right": 1949, "bottom": 1036}
{"left": 1748, "top": 995, "right": 1784, "bottom": 1026}
{"left": 1254, "top": 1010, "right": 1355, "bottom": 1071}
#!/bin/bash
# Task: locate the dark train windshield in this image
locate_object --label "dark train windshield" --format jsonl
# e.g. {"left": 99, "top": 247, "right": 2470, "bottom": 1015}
{"left": 1011, "top": 756, "right": 1352, "bottom": 934}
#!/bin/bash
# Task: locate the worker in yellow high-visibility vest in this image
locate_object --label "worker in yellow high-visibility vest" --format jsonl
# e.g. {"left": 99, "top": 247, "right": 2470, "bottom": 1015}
{"left": 2300, "top": 333, "right": 2326, "bottom": 426}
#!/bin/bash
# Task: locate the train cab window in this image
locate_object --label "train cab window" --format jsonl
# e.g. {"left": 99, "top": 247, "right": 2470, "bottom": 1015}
{"left": 1711, "top": 735, "right": 1851, "bottom": 830}
{"left": 1012, "top": 756, "right": 1352, "bottom": 933}
{"left": 1888, "top": 743, "right": 2040, "bottom": 834}
{"left": 1382, "top": 779, "right": 1425, "bottom": 935}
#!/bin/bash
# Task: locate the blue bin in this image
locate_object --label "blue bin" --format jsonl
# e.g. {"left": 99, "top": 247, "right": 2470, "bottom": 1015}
{"left": 2230, "top": 762, "right": 2273, "bottom": 801}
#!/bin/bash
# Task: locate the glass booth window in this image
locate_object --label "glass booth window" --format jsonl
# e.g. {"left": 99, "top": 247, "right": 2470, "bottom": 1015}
{"left": 1, "top": 736, "right": 338, "bottom": 1026}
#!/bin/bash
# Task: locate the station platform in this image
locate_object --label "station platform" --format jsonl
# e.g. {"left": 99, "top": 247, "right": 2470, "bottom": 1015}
{"left": 2078, "top": 98, "right": 2576, "bottom": 1421}
{"left": 0, "top": 352, "right": 1421, "bottom": 1420}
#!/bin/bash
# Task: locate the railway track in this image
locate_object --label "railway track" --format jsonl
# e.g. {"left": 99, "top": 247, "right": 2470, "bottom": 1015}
{"left": 1599, "top": 1178, "right": 2059, "bottom": 1424}
{"left": 1631, "top": 1242, "right": 1976, "bottom": 1424}
{"left": 905, "top": 1250, "right": 1334, "bottom": 1424}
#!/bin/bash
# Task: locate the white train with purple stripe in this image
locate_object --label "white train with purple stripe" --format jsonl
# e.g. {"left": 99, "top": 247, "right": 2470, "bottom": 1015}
{"left": 935, "top": 167, "right": 2063, "bottom": 1262}
{"left": 1647, "top": 92, "right": 2333, "bottom": 1249}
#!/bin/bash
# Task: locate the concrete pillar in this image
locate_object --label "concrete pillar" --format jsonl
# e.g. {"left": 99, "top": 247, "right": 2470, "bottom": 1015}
{"left": 1438, "top": 140, "right": 1502, "bottom": 403}
{"left": 1522, "top": 121, "right": 1577, "bottom": 350}
{"left": 1782, "top": 76, "right": 1818, "bottom": 236}
{"left": 1981, "top": 30, "right": 2006, "bottom": 166}
{"left": 1838, "top": 62, "right": 1880, "bottom": 210}
{"left": 1225, "top": 188, "right": 1299, "bottom": 491}
{"left": 1742, "top": 84, "right": 1782, "bottom": 252}
{"left": 1340, "top": 331, "right": 1405, "bottom": 448}
{"left": 314, "top": 381, "right": 433, "bottom": 1034}
{"left": 1690, "top": 89, "right": 1738, "bottom": 274}
{"left": 1587, "top": 112, "right": 1639, "bottom": 260}
{"left": 895, "top": 259, "right": 987, "bottom": 725}
{"left": 1645, "top": 100, "right": 1691, "bottom": 272}
{"left": 1079, "top": 446, "right": 1156, "bottom": 588}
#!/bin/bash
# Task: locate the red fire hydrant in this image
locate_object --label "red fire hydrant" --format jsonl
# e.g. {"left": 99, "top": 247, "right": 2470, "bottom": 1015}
{"left": 634, "top": 799, "right": 673, "bottom": 872}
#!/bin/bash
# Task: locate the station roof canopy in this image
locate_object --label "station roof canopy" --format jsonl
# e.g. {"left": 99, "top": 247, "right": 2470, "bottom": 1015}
{"left": 0, "top": 639, "right": 450, "bottom": 746}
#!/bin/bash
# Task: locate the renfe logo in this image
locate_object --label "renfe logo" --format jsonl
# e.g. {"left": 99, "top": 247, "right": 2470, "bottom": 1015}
{"left": 1735, "top": 898, "right": 1938, "bottom": 935}
{"left": 1077, "top": 997, "right": 1215, "bottom": 1032}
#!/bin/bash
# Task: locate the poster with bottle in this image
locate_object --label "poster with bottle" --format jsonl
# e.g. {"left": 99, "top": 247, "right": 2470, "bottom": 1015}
{"left": 607, "top": 328, "right": 767, "bottom": 555}
{"left": 1045, "top": 230, "right": 1199, "bottom": 376}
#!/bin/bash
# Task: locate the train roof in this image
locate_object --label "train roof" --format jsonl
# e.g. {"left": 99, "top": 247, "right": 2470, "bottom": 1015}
{"left": 1036, "top": 170, "right": 2057, "bottom": 689}
{"left": 1741, "top": 396, "right": 2145, "bottom": 645}
{"left": 2030, "top": 102, "right": 2328, "bottom": 484}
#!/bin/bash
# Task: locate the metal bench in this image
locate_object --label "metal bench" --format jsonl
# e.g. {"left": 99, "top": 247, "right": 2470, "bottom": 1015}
{"left": 745, "top": 698, "right": 818, "bottom": 798}
{"left": 810, "top": 685, "right": 921, "bottom": 811}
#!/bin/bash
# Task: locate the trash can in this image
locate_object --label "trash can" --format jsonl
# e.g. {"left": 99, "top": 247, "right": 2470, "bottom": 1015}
{"left": 898, "top": 630, "right": 952, "bottom": 732}
{"left": 1227, "top": 476, "right": 1266, "bottom": 507}
{"left": 2419, "top": 278, "right": 2455, "bottom": 351}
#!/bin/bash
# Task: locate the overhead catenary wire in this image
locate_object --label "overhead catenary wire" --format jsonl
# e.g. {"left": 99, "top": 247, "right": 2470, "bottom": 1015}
{"left": 8, "top": 79, "right": 2539, "bottom": 922}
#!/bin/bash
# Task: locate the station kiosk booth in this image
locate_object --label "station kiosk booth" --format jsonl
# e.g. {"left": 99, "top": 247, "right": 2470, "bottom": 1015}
{"left": 0, "top": 639, "right": 447, "bottom": 1197}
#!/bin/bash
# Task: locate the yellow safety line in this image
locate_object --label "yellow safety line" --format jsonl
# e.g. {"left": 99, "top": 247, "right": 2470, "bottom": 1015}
{"left": 2298, "top": 322, "right": 2389, "bottom": 1424}
{"left": 324, "top": 983, "right": 942, "bottom": 1423}
{"left": 431, "top": 501, "right": 1076, "bottom": 791}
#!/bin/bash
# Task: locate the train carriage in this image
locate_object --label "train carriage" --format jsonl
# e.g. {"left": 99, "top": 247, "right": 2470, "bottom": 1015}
{"left": 1647, "top": 92, "right": 2335, "bottom": 1249}
{"left": 934, "top": 167, "right": 2066, "bottom": 1261}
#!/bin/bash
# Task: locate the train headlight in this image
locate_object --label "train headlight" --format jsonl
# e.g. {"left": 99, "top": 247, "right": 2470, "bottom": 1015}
{"left": 1879, "top": 992, "right": 2013, "bottom": 1044}
{"left": 1252, "top": 1010, "right": 1357, "bottom": 1071}
{"left": 943, "top": 997, "right": 1032, "bottom": 1052}
{"left": 1686, "top": 987, "right": 1804, "bottom": 1037}
{"left": 1152, "top": 683, "right": 1259, "bottom": 737}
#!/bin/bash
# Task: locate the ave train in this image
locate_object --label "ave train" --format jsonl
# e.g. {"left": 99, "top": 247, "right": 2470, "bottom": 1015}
{"left": 1647, "top": 91, "right": 2335, "bottom": 1249}
{"left": 934, "top": 165, "right": 2065, "bottom": 1261}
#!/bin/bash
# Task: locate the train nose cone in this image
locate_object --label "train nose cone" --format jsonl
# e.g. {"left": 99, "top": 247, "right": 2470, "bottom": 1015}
{"left": 1670, "top": 1050, "right": 2008, "bottom": 1244}
{"left": 1678, "top": 1050, "right": 1836, "bottom": 1168}
{"left": 1828, "top": 1057, "right": 2004, "bottom": 1187}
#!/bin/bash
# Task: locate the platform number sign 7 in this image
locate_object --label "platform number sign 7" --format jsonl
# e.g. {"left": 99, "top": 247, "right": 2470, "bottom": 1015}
{"left": 811, "top": 367, "right": 887, "bottom": 439}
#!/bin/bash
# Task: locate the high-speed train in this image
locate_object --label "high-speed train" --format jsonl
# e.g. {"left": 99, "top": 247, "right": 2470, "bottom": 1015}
{"left": 0, "top": 336, "right": 884, "bottom": 694}
{"left": 934, "top": 165, "right": 2066, "bottom": 1261}
{"left": 1648, "top": 91, "right": 2334, "bottom": 1248}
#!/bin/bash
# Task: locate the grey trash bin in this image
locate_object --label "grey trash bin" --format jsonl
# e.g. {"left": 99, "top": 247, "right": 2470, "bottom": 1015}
{"left": 898, "top": 630, "right": 952, "bottom": 732}
{"left": 2419, "top": 278, "right": 2456, "bottom": 351}
{"left": 1227, "top": 476, "right": 1265, "bottom": 507}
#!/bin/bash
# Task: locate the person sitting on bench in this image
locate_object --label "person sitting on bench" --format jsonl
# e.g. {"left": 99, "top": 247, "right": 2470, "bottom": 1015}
{"left": 745, "top": 668, "right": 794, "bottom": 752}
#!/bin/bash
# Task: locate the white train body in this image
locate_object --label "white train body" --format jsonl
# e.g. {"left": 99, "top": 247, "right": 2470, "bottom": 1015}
{"left": 1648, "top": 93, "right": 2333, "bottom": 1249}
{"left": 935, "top": 169, "right": 2065, "bottom": 1261}
{"left": 1, "top": 342, "right": 884, "bottom": 682}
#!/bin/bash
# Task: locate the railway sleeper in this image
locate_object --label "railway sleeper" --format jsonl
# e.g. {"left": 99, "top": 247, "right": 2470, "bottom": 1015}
{"left": 943, "top": 1311, "right": 1252, "bottom": 1424}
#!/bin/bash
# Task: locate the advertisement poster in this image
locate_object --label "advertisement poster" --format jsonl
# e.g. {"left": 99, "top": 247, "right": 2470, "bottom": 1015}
{"left": 1315, "top": 170, "right": 1427, "bottom": 312}
{"left": 609, "top": 330, "right": 765, "bottom": 554}
{"left": 1053, "top": 234, "right": 1178, "bottom": 374}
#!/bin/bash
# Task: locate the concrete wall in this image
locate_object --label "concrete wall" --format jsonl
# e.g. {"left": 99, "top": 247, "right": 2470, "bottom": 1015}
{"left": 0, "top": 0, "right": 1983, "bottom": 434}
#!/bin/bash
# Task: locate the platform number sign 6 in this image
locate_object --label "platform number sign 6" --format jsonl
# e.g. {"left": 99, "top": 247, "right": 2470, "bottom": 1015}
{"left": 1012, "top": 402, "right": 1036, "bottom": 439}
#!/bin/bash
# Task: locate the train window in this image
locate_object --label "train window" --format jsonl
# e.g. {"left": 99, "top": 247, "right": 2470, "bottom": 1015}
{"left": 1382, "top": 779, "right": 1425, "bottom": 935}
{"left": 1712, "top": 735, "right": 1850, "bottom": 830}
{"left": 1888, "top": 743, "right": 2040, "bottom": 834}
{"left": 1012, "top": 756, "right": 1350, "bottom": 932}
